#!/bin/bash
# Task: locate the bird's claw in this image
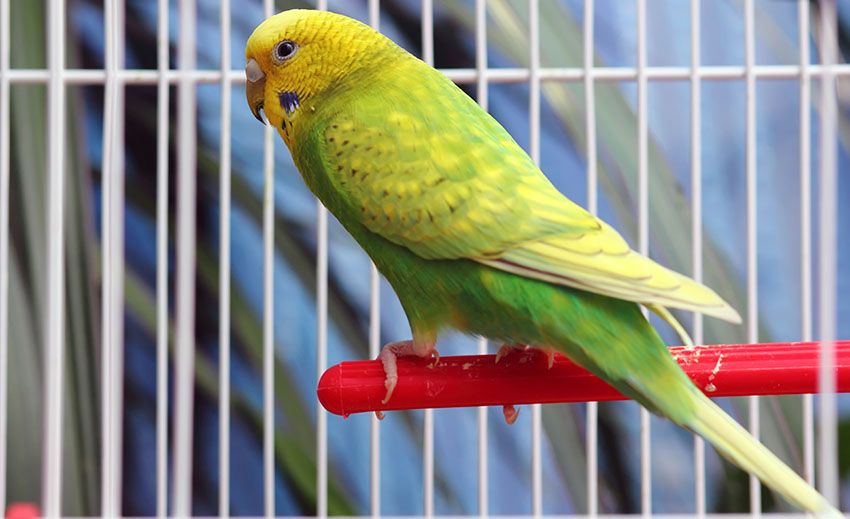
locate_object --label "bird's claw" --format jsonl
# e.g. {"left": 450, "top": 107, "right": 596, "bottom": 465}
{"left": 495, "top": 344, "right": 514, "bottom": 363}
{"left": 503, "top": 404, "right": 520, "bottom": 425}
{"left": 378, "top": 338, "right": 438, "bottom": 410}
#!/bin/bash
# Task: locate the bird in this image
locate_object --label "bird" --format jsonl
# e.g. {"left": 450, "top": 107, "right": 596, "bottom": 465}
{"left": 245, "top": 9, "right": 838, "bottom": 515}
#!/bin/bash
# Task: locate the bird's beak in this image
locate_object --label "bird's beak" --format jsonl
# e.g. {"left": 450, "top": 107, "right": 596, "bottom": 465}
{"left": 245, "top": 58, "right": 266, "bottom": 124}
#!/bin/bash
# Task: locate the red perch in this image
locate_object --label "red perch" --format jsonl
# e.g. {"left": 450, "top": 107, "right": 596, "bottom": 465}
{"left": 317, "top": 341, "right": 850, "bottom": 417}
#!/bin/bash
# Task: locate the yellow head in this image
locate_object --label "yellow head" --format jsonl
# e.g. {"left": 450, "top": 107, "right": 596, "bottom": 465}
{"left": 245, "top": 9, "right": 400, "bottom": 132}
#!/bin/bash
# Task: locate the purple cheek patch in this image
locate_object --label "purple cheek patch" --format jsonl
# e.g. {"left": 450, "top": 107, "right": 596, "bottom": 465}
{"left": 278, "top": 91, "right": 300, "bottom": 115}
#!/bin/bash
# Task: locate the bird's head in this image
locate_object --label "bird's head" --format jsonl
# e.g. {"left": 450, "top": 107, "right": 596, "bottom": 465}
{"left": 245, "top": 9, "right": 395, "bottom": 131}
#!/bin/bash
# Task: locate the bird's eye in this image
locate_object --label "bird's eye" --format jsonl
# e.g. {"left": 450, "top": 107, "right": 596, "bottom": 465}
{"left": 272, "top": 40, "right": 298, "bottom": 64}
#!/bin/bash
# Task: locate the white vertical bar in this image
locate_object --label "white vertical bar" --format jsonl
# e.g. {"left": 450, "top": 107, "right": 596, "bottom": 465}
{"left": 0, "top": 0, "right": 9, "bottom": 513}
{"left": 529, "top": 1, "right": 542, "bottom": 517}
{"left": 259, "top": 0, "right": 276, "bottom": 514}
{"left": 583, "top": 1, "right": 598, "bottom": 515}
{"left": 475, "top": 0, "right": 488, "bottom": 113}
{"left": 42, "top": 0, "right": 66, "bottom": 514}
{"left": 690, "top": 0, "right": 706, "bottom": 516}
{"left": 369, "top": 0, "right": 380, "bottom": 32}
{"left": 474, "top": 1, "right": 488, "bottom": 516}
{"left": 744, "top": 0, "right": 761, "bottom": 514}
{"left": 423, "top": 409, "right": 433, "bottom": 518}
{"left": 101, "top": 0, "right": 125, "bottom": 515}
{"left": 155, "top": 0, "right": 170, "bottom": 514}
{"left": 798, "top": 0, "right": 815, "bottom": 488}
{"left": 368, "top": 4, "right": 382, "bottom": 517}
{"left": 173, "top": 0, "right": 197, "bottom": 514}
{"left": 817, "top": 0, "right": 839, "bottom": 506}
{"left": 422, "top": 0, "right": 433, "bottom": 66}
{"left": 475, "top": 334, "right": 488, "bottom": 516}
{"left": 262, "top": 127, "right": 275, "bottom": 519}
{"left": 313, "top": 0, "right": 328, "bottom": 516}
{"left": 636, "top": 1, "right": 651, "bottom": 515}
{"left": 584, "top": 0, "right": 596, "bottom": 217}
{"left": 315, "top": 192, "right": 328, "bottom": 519}
{"left": 219, "top": 0, "right": 232, "bottom": 515}
{"left": 369, "top": 260, "right": 381, "bottom": 519}
{"left": 260, "top": 0, "right": 275, "bottom": 515}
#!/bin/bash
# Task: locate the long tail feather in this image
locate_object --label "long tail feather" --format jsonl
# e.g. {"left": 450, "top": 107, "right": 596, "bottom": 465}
{"left": 687, "top": 390, "right": 839, "bottom": 516}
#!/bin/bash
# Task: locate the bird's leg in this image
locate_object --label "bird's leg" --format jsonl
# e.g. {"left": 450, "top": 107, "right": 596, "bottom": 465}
{"left": 378, "top": 336, "right": 438, "bottom": 417}
{"left": 495, "top": 343, "right": 555, "bottom": 368}
{"left": 502, "top": 404, "right": 520, "bottom": 425}
{"left": 495, "top": 344, "right": 529, "bottom": 424}
{"left": 495, "top": 344, "right": 556, "bottom": 424}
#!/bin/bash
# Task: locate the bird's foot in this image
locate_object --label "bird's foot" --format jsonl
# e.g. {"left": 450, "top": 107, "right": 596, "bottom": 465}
{"left": 495, "top": 343, "right": 530, "bottom": 363}
{"left": 377, "top": 338, "right": 438, "bottom": 418}
{"left": 503, "top": 404, "right": 520, "bottom": 425}
{"left": 543, "top": 347, "right": 555, "bottom": 369}
{"left": 495, "top": 344, "right": 555, "bottom": 369}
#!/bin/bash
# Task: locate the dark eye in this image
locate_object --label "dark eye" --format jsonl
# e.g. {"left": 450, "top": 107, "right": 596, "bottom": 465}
{"left": 272, "top": 40, "right": 298, "bottom": 64}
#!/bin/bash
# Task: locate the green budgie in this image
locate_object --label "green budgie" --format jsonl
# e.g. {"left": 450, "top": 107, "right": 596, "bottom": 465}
{"left": 245, "top": 9, "right": 838, "bottom": 514}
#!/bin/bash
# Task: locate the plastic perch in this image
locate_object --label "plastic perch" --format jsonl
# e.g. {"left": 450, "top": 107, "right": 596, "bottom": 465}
{"left": 317, "top": 341, "right": 850, "bottom": 417}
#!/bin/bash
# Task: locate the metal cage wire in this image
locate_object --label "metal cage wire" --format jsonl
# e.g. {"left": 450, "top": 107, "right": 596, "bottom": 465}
{"left": 0, "top": 0, "right": 842, "bottom": 517}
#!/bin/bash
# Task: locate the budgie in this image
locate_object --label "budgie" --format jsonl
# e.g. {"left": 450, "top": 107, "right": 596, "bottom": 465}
{"left": 245, "top": 9, "right": 838, "bottom": 515}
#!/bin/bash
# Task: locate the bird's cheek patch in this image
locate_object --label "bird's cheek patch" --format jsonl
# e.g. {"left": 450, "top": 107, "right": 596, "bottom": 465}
{"left": 278, "top": 91, "right": 300, "bottom": 116}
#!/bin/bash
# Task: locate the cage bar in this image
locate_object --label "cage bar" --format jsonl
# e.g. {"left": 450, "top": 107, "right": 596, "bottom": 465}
{"left": 42, "top": 0, "right": 67, "bottom": 515}
{"left": 173, "top": 0, "right": 198, "bottom": 514}
{"left": 582, "top": 0, "right": 598, "bottom": 515}
{"left": 635, "top": 1, "right": 652, "bottom": 515}
{"left": 313, "top": 1, "right": 330, "bottom": 515}
{"left": 743, "top": 0, "right": 761, "bottom": 512}
{"left": 218, "top": 0, "right": 232, "bottom": 515}
{"left": 155, "top": 0, "right": 170, "bottom": 515}
{"left": 529, "top": 1, "right": 543, "bottom": 515}
{"left": 473, "top": 1, "right": 489, "bottom": 515}
{"left": 261, "top": 2, "right": 275, "bottom": 518}
{"left": 690, "top": 0, "right": 706, "bottom": 515}
{"left": 8, "top": 64, "right": 850, "bottom": 86}
{"left": 100, "top": 0, "right": 126, "bottom": 514}
{"left": 369, "top": 3, "right": 384, "bottom": 514}
{"left": 818, "top": 0, "right": 840, "bottom": 505}
{"left": 0, "top": 0, "right": 9, "bottom": 513}
{"left": 798, "top": 0, "right": 815, "bottom": 490}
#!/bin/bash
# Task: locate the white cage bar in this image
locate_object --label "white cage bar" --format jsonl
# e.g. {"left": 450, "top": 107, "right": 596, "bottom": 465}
{"left": 690, "top": 0, "right": 706, "bottom": 516}
{"left": 261, "top": 1, "right": 275, "bottom": 517}
{"left": 173, "top": 0, "right": 198, "bottom": 515}
{"left": 818, "top": 0, "right": 840, "bottom": 505}
{"left": 8, "top": 63, "right": 850, "bottom": 85}
{"left": 41, "top": 0, "right": 67, "bottom": 515}
{"left": 0, "top": 0, "right": 842, "bottom": 517}
{"left": 636, "top": 0, "right": 651, "bottom": 515}
{"left": 0, "top": 0, "right": 8, "bottom": 514}
{"left": 101, "top": 0, "right": 126, "bottom": 515}
{"left": 583, "top": 1, "right": 598, "bottom": 515}
{"left": 799, "top": 0, "right": 816, "bottom": 494}
{"left": 219, "top": 0, "right": 233, "bottom": 515}
{"left": 744, "top": 0, "right": 761, "bottom": 514}
{"left": 473, "top": 1, "right": 489, "bottom": 516}
{"left": 155, "top": 0, "right": 170, "bottom": 514}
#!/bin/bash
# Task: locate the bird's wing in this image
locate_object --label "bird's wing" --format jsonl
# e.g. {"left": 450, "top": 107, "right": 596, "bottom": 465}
{"left": 309, "top": 77, "right": 740, "bottom": 323}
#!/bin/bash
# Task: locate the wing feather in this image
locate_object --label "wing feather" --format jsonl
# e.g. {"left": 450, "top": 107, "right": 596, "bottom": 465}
{"left": 304, "top": 70, "right": 741, "bottom": 324}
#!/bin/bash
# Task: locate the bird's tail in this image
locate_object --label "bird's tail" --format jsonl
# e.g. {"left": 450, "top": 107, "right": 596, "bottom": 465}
{"left": 686, "top": 389, "right": 839, "bottom": 516}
